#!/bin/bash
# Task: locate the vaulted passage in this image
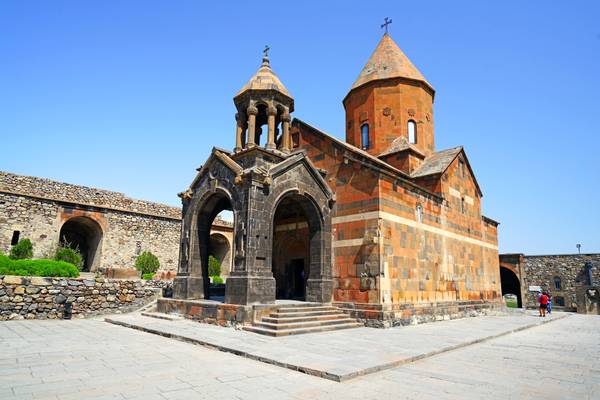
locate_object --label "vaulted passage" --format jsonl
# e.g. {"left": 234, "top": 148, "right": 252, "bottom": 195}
{"left": 59, "top": 217, "right": 103, "bottom": 272}
{"left": 500, "top": 267, "right": 522, "bottom": 308}
{"left": 272, "top": 194, "right": 321, "bottom": 301}
{"left": 195, "top": 193, "right": 234, "bottom": 300}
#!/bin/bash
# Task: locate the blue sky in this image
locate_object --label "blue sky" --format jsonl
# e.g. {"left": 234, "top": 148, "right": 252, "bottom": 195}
{"left": 1, "top": 1, "right": 599, "bottom": 255}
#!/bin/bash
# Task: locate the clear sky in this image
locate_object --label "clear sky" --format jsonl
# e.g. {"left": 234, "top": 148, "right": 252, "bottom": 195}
{"left": 1, "top": 1, "right": 599, "bottom": 255}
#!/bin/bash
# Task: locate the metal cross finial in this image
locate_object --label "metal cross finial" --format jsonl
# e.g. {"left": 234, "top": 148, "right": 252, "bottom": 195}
{"left": 263, "top": 45, "right": 270, "bottom": 59}
{"left": 381, "top": 17, "right": 392, "bottom": 34}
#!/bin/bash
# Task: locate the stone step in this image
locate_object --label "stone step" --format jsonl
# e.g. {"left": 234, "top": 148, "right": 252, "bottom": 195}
{"left": 275, "top": 306, "right": 338, "bottom": 313}
{"left": 270, "top": 309, "right": 342, "bottom": 318}
{"left": 140, "top": 312, "right": 183, "bottom": 321}
{"left": 253, "top": 318, "right": 358, "bottom": 331}
{"left": 242, "top": 322, "right": 363, "bottom": 337}
{"left": 270, "top": 302, "right": 324, "bottom": 308}
{"left": 262, "top": 313, "right": 347, "bottom": 324}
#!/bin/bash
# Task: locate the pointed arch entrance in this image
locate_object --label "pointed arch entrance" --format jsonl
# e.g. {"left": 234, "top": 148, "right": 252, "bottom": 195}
{"left": 190, "top": 191, "right": 234, "bottom": 300}
{"left": 271, "top": 192, "right": 323, "bottom": 301}
{"left": 59, "top": 216, "right": 103, "bottom": 272}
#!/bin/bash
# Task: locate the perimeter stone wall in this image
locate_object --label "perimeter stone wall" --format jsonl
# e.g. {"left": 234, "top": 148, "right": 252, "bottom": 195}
{"left": 0, "top": 275, "right": 162, "bottom": 320}
{"left": 0, "top": 171, "right": 182, "bottom": 274}
{"left": 0, "top": 171, "right": 234, "bottom": 278}
{"left": 521, "top": 254, "right": 600, "bottom": 310}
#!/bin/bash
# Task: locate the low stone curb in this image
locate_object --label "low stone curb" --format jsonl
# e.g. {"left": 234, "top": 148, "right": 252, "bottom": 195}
{"left": 105, "top": 313, "right": 570, "bottom": 383}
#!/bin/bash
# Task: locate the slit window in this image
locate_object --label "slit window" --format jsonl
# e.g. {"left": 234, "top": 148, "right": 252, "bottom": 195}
{"left": 408, "top": 120, "right": 417, "bottom": 144}
{"left": 459, "top": 159, "right": 465, "bottom": 178}
{"left": 11, "top": 231, "right": 20, "bottom": 246}
{"left": 554, "top": 276, "right": 562, "bottom": 290}
{"left": 461, "top": 197, "right": 465, "bottom": 214}
{"left": 361, "top": 124, "right": 370, "bottom": 150}
{"left": 416, "top": 204, "right": 423, "bottom": 223}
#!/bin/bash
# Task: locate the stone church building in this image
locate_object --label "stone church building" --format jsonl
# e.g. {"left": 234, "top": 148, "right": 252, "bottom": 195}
{"left": 170, "top": 33, "right": 501, "bottom": 326}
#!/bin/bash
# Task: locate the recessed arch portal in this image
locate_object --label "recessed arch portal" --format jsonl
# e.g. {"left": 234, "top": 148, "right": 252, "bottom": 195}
{"left": 271, "top": 192, "right": 323, "bottom": 301}
{"left": 59, "top": 216, "right": 103, "bottom": 272}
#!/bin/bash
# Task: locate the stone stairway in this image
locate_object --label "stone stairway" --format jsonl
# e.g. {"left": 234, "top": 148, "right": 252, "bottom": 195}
{"left": 243, "top": 303, "right": 362, "bottom": 337}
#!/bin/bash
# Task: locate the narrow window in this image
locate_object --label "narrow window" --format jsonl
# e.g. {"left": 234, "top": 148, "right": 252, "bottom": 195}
{"left": 458, "top": 159, "right": 465, "bottom": 178}
{"left": 416, "top": 204, "right": 423, "bottom": 223}
{"left": 461, "top": 197, "right": 465, "bottom": 214}
{"left": 11, "top": 231, "right": 20, "bottom": 246}
{"left": 555, "top": 296, "right": 565, "bottom": 306}
{"left": 554, "top": 276, "right": 562, "bottom": 290}
{"left": 135, "top": 241, "right": 142, "bottom": 256}
{"left": 408, "top": 120, "right": 417, "bottom": 144}
{"left": 361, "top": 124, "right": 370, "bottom": 150}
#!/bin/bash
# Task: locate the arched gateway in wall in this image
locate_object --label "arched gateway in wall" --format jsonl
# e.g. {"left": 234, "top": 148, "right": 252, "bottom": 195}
{"left": 59, "top": 216, "right": 103, "bottom": 272}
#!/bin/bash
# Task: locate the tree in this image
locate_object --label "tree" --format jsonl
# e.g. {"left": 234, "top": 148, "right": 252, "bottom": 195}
{"left": 208, "top": 255, "right": 221, "bottom": 277}
{"left": 54, "top": 242, "right": 84, "bottom": 270}
{"left": 10, "top": 238, "right": 33, "bottom": 260}
{"left": 135, "top": 251, "right": 160, "bottom": 276}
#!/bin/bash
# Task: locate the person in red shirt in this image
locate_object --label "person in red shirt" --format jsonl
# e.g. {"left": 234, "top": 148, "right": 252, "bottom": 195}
{"left": 538, "top": 291, "right": 549, "bottom": 317}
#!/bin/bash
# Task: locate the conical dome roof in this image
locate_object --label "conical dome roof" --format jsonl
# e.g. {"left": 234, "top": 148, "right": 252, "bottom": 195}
{"left": 235, "top": 56, "right": 292, "bottom": 99}
{"left": 350, "top": 33, "right": 433, "bottom": 92}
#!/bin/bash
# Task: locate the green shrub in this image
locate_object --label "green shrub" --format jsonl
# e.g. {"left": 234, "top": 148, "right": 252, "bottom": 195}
{"left": 208, "top": 255, "right": 221, "bottom": 277}
{"left": 0, "top": 255, "right": 79, "bottom": 277}
{"left": 142, "top": 273, "right": 154, "bottom": 280}
{"left": 135, "top": 251, "right": 160, "bottom": 275}
{"left": 211, "top": 276, "right": 224, "bottom": 285}
{"left": 9, "top": 239, "right": 33, "bottom": 260}
{"left": 54, "top": 245, "right": 83, "bottom": 271}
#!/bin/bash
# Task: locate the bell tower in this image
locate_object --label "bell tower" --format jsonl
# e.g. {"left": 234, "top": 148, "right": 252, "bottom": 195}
{"left": 343, "top": 31, "right": 435, "bottom": 158}
{"left": 233, "top": 46, "right": 294, "bottom": 153}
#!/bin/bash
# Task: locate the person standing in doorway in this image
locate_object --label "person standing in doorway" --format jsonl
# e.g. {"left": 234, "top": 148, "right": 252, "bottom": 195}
{"left": 538, "top": 291, "right": 549, "bottom": 317}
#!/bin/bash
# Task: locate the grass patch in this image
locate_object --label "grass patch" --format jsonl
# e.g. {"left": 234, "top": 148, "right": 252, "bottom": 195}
{"left": 0, "top": 255, "right": 80, "bottom": 278}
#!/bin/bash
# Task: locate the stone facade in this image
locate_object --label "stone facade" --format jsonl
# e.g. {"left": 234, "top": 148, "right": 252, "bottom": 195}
{"left": 0, "top": 171, "right": 232, "bottom": 277}
{"left": 169, "top": 32, "right": 502, "bottom": 326}
{"left": 0, "top": 275, "right": 163, "bottom": 320}
{"left": 500, "top": 253, "right": 600, "bottom": 311}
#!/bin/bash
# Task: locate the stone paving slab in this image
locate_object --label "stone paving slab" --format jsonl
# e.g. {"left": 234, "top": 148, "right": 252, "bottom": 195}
{"left": 106, "top": 311, "right": 569, "bottom": 382}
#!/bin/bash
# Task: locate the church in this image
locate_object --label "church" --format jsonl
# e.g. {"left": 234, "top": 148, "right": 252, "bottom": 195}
{"left": 167, "top": 31, "right": 502, "bottom": 328}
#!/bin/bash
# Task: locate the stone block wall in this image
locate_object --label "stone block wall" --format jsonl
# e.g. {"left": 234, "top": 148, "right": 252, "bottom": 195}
{"left": 521, "top": 254, "right": 600, "bottom": 310}
{"left": 294, "top": 122, "right": 501, "bottom": 318}
{"left": 0, "top": 171, "right": 182, "bottom": 275}
{"left": 0, "top": 275, "right": 162, "bottom": 320}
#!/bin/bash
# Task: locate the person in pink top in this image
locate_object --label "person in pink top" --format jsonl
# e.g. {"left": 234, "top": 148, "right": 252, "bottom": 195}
{"left": 538, "top": 291, "right": 549, "bottom": 317}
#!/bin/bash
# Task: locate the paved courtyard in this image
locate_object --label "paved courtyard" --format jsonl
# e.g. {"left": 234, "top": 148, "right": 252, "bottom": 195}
{"left": 1, "top": 313, "right": 599, "bottom": 399}
{"left": 106, "top": 311, "right": 567, "bottom": 381}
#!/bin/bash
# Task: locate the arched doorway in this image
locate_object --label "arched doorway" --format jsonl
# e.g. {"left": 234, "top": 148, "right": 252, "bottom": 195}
{"left": 500, "top": 266, "right": 522, "bottom": 308}
{"left": 194, "top": 192, "right": 234, "bottom": 300}
{"left": 272, "top": 193, "right": 322, "bottom": 301}
{"left": 59, "top": 216, "right": 103, "bottom": 272}
{"left": 208, "top": 233, "right": 232, "bottom": 279}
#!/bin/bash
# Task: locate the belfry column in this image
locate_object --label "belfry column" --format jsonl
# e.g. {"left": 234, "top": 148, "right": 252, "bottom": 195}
{"left": 246, "top": 104, "right": 257, "bottom": 147}
{"left": 266, "top": 105, "right": 277, "bottom": 149}
{"left": 281, "top": 110, "right": 291, "bottom": 152}
{"left": 234, "top": 112, "right": 245, "bottom": 152}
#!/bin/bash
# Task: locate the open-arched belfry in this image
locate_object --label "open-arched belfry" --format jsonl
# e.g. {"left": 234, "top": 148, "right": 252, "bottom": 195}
{"left": 173, "top": 50, "right": 335, "bottom": 304}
